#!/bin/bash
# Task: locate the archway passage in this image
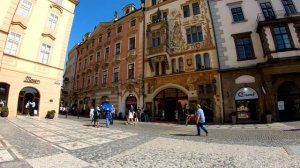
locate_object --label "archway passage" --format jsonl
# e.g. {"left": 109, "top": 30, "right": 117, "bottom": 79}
{"left": 0, "top": 83, "right": 10, "bottom": 107}
{"left": 154, "top": 88, "right": 188, "bottom": 121}
{"left": 277, "top": 81, "right": 300, "bottom": 121}
{"left": 17, "top": 87, "right": 40, "bottom": 115}
{"left": 126, "top": 95, "right": 137, "bottom": 111}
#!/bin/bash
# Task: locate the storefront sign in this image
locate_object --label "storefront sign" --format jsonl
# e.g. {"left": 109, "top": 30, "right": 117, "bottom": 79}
{"left": 24, "top": 76, "right": 40, "bottom": 84}
{"left": 235, "top": 87, "right": 258, "bottom": 100}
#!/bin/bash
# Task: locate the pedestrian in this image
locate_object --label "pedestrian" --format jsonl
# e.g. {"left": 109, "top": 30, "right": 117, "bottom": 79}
{"left": 196, "top": 104, "right": 208, "bottom": 136}
{"left": 128, "top": 105, "right": 135, "bottom": 125}
{"left": 100, "top": 96, "right": 113, "bottom": 128}
{"left": 93, "top": 106, "right": 100, "bottom": 127}
{"left": 90, "top": 107, "right": 94, "bottom": 123}
{"left": 111, "top": 105, "right": 115, "bottom": 125}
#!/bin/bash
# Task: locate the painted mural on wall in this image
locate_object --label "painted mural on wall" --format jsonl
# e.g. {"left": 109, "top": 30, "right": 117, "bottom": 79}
{"left": 168, "top": 0, "right": 214, "bottom": 54}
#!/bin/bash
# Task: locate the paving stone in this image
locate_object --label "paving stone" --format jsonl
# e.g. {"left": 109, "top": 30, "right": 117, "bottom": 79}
{"left": 0, "top": 150, "right": 14, "bottom": 163}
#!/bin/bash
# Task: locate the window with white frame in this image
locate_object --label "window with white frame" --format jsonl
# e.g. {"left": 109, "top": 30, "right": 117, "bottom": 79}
{"left": 5, "top": 32, "right": 21, "bottom": 56}
{"left": 18, "top": 0, "right": 32, "bottom": 17}
{"left": 128, "top": 63, "right": 134, "bottom": 79}
{"left": 102, "top": 70, "right": 107, "bottom": 85}
{"left": 113, "top": 67, "right": 119, "bottom": 82}
{"left": 48, "top": 13, "right": 58, "bottom": 30}
{"left": 38, "top": 43, "right": 51, "bottom": 64}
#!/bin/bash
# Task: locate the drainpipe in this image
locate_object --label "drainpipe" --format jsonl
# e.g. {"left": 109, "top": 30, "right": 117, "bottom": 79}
{"left": 141, "top": 1, "right": 146, "bottom": 108}
{"left": 207, "top": 0, "right": 225, "bottom": 124}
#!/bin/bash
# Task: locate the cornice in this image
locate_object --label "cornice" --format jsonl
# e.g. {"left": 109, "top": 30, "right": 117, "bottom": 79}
{"left": 41, "top": 33, "right": 56, "bottom": 40}
{"left": 50, "top": 4, "right": 63, "bottom": 14}
{"left": 11, "top": 21, "right": 27, "bottom": 29}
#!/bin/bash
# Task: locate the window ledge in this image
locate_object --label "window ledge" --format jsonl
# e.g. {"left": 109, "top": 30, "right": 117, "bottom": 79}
{"left": 237, "top": 57, "right": 257, "bottom": 61}
{"left": 232, "top": 19, "right": 248, "bottom": 24}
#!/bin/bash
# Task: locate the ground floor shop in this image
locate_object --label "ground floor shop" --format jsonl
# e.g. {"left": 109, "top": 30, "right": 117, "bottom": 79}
{"left": 221, "top": 62, "right": 300, "bottom": 123}
{"left": 144, "top": 70, "right": 222, "bottom": 123}
{"left": 0, "top": 68, "right": 62, "bottom": 118}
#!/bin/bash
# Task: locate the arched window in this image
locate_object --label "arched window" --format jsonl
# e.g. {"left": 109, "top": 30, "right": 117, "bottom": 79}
{"left": 204, "top": 53, "right": 210, "bottom": 69}
{"left": 171, "top": 59, "right": 176, "bottom": 73}
{"left": 195, "top": 54, "right": 201, "bottom": 70}
{"left": 179, "top": 57, "right": 184, "bottom": 72}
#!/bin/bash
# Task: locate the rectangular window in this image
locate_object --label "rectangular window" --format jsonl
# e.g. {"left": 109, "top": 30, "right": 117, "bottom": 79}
{"left": 206, "top": 84, "right": 213, "bottom": 93}
{"left": 98, "top": 36, "right": 102, "bottom": 43}
{"left": 115, "top": 43, "right": 121, "bottom": 55}
{"left": 152, "top": 0, "right": 157, "bottom": 6}
{"left": 18, "top": 0, "right": 32, "bottom": 17}
{"left": 179, "top": 58, "right": 184, "bottom": 72}
{"left": 282, "top": 0, "right": 297, "bottom": 15}
{"left": 84, "top": 59, "right": 87, "bottom": 68}
{"left": 234, "top": 35, "right": 254, "bottom": 60}
{"left": 186, "top": 26, "right": 203, "bottom": 44}
{"left": 96, "top": 51, "right": 100, "bottom": 62}
{"left": 155, "top": 62, "right": 159, "bottom": 76}
{"left": 183, "top": 5, "right": 190, "bottom": 18}
{"left": 105, "top": 47, "right": 109, "bottom": 62}
{"left": 87, "top": 75, "right": 91, "bottom": 87}
{"left": 198, "top": 85, "right": 204, "bottom": 94}
{"left": 152, "top": 32, "right": 160, "bottom": 47}
{"left": 273, "top": 26, "right": 292, "bottom": 50}
{"left": 107, "top": 31, "right": 111, "bottom": 38}
{"left": 204, "top": 53, "right": 211, "bottom": 69}
{"left": 129, "top": 37, "right": 135, "bottom": 50}
{"left": 231, "top": 7, "right": 245, "bottom": 22}
{"left": 82, "top": 77, "right": 85, "bottom": 88}
{"left": 260, "top": 2, "right": 276, "bottom": 20}
{"left": 192, "top": 3, "right": 200, "bottom": 15}
{"left": 5, "top": 32, "right": 21, "bottom": 55}
{"left": 102, "top": 70, "right": 107, "bottom": 85}
{"left": 130, "top": 19, "right": 136, "bottom": 27}
{"left": 113, "top": 67, "right": 119, "bottom": 82}
{"left": 48, "top": 13, "right": 58, "bottom": 30}
{"left": 94, "top": 72, "right": 98, "bottom": 85}
{"left": 38, "top": 43, "right": 51, "bottom": 64}
{"left": 117, "top": 26, "right": 122, "bottom": 33}
{"left": 89, "top": 55, "right": 93, "bottom": 65}
{"left": 128, "top": 64, "right": 134, "bottom": 79}
{"left": 195, "top": 54, "right": 202, "bottom": 70}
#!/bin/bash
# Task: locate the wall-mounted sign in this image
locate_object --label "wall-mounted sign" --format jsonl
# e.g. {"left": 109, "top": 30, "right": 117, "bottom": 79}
{"left": 277, "top": 101, "right": 285, "bottom": 110}
{"left": 24, "top": 76, "right": 40, "bottom": 84}
{"left": 235, "top": 87, "right": 258, "bottom": 100}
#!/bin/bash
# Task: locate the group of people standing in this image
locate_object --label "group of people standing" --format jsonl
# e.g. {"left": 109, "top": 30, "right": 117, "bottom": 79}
{"left": 90, "top": 96, "right": 115, "bottom": 128}
{"left": 25, "top": 100, "right": 36, "bottom": 116}
{"left": 126, "top": 105, "right": 150, "bottom": 125}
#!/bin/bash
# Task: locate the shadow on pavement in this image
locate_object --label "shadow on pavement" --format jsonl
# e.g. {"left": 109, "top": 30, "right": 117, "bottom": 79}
{"left": 283, "top": 129, "right": 300, "bottom": 132}
{"left": 170, "top": 134, "right": 197, "bottom": 136}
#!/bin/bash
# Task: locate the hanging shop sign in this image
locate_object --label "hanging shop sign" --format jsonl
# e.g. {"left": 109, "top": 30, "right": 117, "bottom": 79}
{"left": 24, "top": 76, "right": 40, "bottom": 84}
{"left": 235, "top": 87, "right": 258, "bottom": 100}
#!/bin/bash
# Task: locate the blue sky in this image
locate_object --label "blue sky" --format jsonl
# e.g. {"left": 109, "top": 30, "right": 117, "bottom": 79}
{"left": 66, "top": 0, "right": 141, "bottom": 59}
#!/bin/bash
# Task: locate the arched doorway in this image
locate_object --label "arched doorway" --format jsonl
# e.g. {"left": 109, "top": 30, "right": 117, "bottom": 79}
{"left": 0, "top": 83, "right": 10, "bottom": 107}
{"left": 17, "top": 87, "right": 40, "bottom": 115}
{"left": 154, "top": 88, "right": 188, "bottom": 121}
{"left": 125, "top": 94, "right": 137, "bottom": 112}
{"left": 277, "top": 81, "right": 300, "bottom": 121}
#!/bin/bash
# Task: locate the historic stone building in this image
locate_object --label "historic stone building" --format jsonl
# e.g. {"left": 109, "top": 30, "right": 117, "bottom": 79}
{"left": 143, "top": 0, "right": 222, "bottom": 122}
{"left": 208, "top": 0, "right": 300, "bottom": 123}
{"left": 62, "top": 44, "right": 78, "bottom": 109}
{"left": 72, "top": 4, "right": 144, "bottom": 117}
{"left": 0, "top": 0, "right": 78, "bottom": 118}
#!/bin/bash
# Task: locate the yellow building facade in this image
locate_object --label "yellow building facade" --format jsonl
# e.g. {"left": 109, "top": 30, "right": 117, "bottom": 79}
{"left": 0, "top": 0, "right": 77, "bottom": 118}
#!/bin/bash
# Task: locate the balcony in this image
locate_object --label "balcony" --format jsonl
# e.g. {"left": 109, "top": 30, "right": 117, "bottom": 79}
{"left": 147, "top": 45, "right": 169, "bottom": 56}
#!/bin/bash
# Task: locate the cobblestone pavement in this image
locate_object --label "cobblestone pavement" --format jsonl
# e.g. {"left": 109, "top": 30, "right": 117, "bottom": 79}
{"left": 0, "top": 115, "right": 299, "bottom": 168}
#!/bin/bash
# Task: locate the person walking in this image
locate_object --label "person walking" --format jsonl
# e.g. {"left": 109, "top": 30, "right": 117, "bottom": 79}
{"left": 196, "top": 104, "right": 208, "bottom": 136}
{"left": 100, "top": 96, "right": 113, "bottom": 128}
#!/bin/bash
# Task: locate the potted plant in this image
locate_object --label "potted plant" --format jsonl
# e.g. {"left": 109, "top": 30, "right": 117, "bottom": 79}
{"left": 231, "top": 112, "right": 237, "bottom": 124}
{"left": 266, "top": 111, "right": 272, "bottom": 123}
{"left": 0, "top": 106, "right": 9, "bottom": 117}
{"left": 45, "top": 110, "right": 56, "bottom": 119}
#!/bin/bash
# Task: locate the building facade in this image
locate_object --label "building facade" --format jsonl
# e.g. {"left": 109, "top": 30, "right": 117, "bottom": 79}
{"left": 72, "top": 4, "right": 144, "bottom": 117}
{"left": 0, "top": 0, "right": 77, "bottom": 118}
{"left": 143, "top": 0, "right": 222, "bottom": 122}
{"left": 209, "top": 0, "right": 300, "bottom": 123}
{"left": 62, "top": 44, "right": 78, "bottom": 109}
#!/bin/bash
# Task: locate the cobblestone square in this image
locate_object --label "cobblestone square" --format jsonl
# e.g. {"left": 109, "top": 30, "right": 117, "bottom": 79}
{"left": 0, "top": 115, "right": 300, "bottom": 168}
